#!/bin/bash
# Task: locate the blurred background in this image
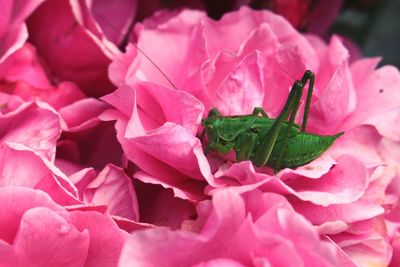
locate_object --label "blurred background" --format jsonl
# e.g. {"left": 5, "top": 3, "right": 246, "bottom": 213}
{"left": 332, "top": 0, "right": 400, "bottom": 68}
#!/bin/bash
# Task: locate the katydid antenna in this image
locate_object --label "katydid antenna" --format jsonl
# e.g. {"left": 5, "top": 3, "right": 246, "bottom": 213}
{"left": 95, "top": 14, "right": 179, "bottom": 90}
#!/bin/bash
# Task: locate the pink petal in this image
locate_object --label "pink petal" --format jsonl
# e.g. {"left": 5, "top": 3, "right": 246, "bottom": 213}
{"left": 0, "top": 143, "right": 80, "bottom": 205}
{"left": 344, "top": 65, "right": 400, "bottom": 130}
{"left": 0, "top": 43, "right": 50, "bottom": 88}
{"left": 14, "top": 207, "right": 90, "bottom": 267}
{"left": 129, "top": 9, "right": 207, "bottom": 89}
{"left": 132, "top": 122, "right": 208, "bottom": 181}
{"left": 0, "top": 0, "right": 45, "bottom": 62}
{"left": 133, "top": 181, "right": 196, "bottom": 228}
{"left": 211, "top": 51, "right": 265, "bottom": 115}
{"left": 83, "top": 164, "right": 139, "bottom": 221}
{"left": 291, "top": 199, "right": 384, "bottom": 225}
{"left": 90, "top": 0, "right": 137, "bottom": 44}
{"left": 328, "top": 125, "right": 383, "bottom": 167}
{"left": 0, "top": 186, "right": 64, "bottom": 244}
{"left": 59, "top": 98, "right": 108, "bottom": 132}
{"left": 282, "top": 156, "right": 368, "bottom": 206}
{"left": 68, "top": 210, "right": 128, "bottom": 267}
{"left": 0, "top": 101, "right": 61, "bottom": 160}
{"left": 132, "top": 82, "right": 204, "bottom": 135}
{"left": 27, "top": 0, "right": 118, "bottom": 97}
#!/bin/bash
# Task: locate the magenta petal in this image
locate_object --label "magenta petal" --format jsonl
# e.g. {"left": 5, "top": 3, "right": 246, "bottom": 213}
{"left": 131, "top": 10, "right": 207, "bottom": 89}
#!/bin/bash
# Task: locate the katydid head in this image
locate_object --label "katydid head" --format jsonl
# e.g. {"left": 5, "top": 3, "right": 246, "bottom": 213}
{"left": 201, "top": 108, "right": 223, "bottom": 143}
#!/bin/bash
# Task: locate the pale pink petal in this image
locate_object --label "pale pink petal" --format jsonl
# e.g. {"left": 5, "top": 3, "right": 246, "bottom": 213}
{"left": 132, "top": 123, "right": 207, "bottom": 181}
{"left": 83, "top": 164, "right": 139, "bottom": 221}
{"left": 282, "top": 156, "right": 368, "bottom": 206}
{"left": 0, "top": 101, "right": 61, "bottom": 160}
{"left": 120, "top": 189, "right": 338, "bottom": 266}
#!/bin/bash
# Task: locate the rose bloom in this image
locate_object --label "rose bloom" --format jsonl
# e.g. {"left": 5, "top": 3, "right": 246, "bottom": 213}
{"left": 104, "top": 7, "right": 400, "bottom": 265}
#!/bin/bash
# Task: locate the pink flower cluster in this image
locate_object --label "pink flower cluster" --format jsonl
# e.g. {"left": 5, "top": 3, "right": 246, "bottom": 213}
{"left": 1, "top": 0, "right": 400, "bottom": 266}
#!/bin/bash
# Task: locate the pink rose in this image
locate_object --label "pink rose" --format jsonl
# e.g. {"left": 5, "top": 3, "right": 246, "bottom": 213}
{"left": 105, "top": 7, "right": 400, "bottom": 264}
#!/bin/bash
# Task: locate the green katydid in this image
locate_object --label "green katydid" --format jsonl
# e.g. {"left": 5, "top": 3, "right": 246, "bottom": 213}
{"left": 201, "top": 70, "right": 343, "bottom": 172}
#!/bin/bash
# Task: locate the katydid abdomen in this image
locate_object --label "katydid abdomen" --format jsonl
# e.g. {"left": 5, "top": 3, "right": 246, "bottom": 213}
{"left": 204, "top": 114, "right": 342, "bottom": 170}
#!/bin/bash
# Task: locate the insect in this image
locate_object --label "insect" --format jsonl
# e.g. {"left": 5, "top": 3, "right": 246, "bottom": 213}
{"left": 201, "top": 70, "right": 343, "bottom": 172}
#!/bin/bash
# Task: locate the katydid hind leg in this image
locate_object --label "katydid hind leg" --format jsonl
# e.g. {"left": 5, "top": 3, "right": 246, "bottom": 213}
{"left": 274, "top": 83, "right": 304, "bottom": 172}
{"left": 275, "top": 70, "right": 315, "bottom": 170}
{"left": 253, "top": 80, "right": 304, "bottom": 167}
{"left": 300, "top": 70, "right": 315, "bottom": 132}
